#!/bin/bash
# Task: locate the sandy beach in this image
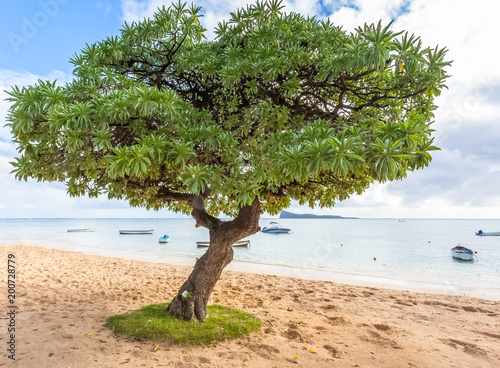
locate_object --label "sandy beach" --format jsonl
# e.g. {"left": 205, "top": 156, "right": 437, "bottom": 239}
{"left": 1, "top": 243, "right": 499, "bottom": 368}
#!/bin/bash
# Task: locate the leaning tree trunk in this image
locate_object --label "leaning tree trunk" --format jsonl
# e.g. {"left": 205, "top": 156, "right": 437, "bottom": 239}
{"left": 167, "top": 197, "right": 261, "bottom": 322}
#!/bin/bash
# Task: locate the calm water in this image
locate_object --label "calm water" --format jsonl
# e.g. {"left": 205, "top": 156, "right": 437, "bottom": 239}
{"left": 1, "top": 218, "right": 499, "bottom": 299}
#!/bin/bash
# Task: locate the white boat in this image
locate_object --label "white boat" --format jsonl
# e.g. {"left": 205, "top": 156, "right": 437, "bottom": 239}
{"left": 261, "top": 222, "right": 291, "bottom": 234}
{"left": 475, "top": 230, "right": 500, "bottom": 236}
{"left": 451, "top": 245, "right": 476, "bottom": 261}
{"left": 67, "top": 228, "right": 95, "bottom": 232}
{"left": 159, "top": 235, "right": 170, "bottom": 243}
{"left": 196, "top": 240, "right": 250, "bottom": 247}
{"left": 119, "top": 229, "right": 154, "bottom": 235}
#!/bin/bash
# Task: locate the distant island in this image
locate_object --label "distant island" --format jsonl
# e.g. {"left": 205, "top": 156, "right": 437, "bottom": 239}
{"left": 279, "top": 210, "right": 358, "bottom": 219}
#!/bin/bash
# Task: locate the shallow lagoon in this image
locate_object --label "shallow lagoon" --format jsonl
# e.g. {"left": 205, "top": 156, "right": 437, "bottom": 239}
{"left": 1, "top": 217, "right": 499, "bottom": 298}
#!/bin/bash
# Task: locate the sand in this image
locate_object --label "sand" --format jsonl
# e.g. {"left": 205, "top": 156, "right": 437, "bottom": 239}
{"left": 1, "top": 243, "right": 499, "bottom": 368}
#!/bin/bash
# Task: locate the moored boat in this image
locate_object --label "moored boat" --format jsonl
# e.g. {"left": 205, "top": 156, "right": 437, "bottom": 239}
{"left": 475, "top": 230, "right": 500, "bottom": 236}
{"left": 261, "top": 222, "right": 291, "bottom": 234}
{"left": 67, "top": 228, "right": 95, "bottom": 232}
{"left": 159, "top": 235, "right": 170, "bottom": 243}
{"left": 119, "top": 229, "right": 154, "bottom": 234}
{"left": 196, "top": 240, "right": 250, "bottom": 247}
{"left": 451, "top": 245, "right": 476, "bottom": 261}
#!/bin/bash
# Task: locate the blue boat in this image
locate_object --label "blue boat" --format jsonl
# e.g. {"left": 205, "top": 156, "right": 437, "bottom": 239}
{"left": 159, "top": 235, "right": 170, "bottom": 243}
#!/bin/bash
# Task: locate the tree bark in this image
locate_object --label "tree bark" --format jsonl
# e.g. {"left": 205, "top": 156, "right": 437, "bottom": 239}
{"left": 167, "top": 197, "right": 261, "bottom": 322}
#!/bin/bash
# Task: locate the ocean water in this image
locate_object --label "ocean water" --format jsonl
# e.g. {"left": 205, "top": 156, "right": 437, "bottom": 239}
{"left": 1, "top": 218, "right": 499, "bottom": 299}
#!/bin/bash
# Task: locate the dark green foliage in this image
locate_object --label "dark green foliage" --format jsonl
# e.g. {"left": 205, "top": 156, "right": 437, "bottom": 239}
{"left": 6, "top": 0, "right": 451, "bottom": 216}
{"left": 108, "top": 303, "right": 262, "bottom": 344}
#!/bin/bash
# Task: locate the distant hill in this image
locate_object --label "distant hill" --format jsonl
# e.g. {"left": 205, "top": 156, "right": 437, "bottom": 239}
{"left": 279, "top": 210, "right": 358, "bottom": 219}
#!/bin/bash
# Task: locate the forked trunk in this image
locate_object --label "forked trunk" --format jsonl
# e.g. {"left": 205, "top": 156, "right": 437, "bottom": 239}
{"left": 166, "top": 231, "right": 236, "bottom": 322}
{"left": 167, "top": 198, "right": 261, "bottom": 322}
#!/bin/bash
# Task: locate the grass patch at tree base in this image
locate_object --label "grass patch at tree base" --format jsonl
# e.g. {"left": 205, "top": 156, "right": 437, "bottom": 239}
{"left": 108, "top": 303, "right": 262, "bottom": 345}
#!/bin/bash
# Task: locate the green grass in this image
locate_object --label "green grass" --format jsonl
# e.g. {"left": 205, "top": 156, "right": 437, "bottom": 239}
{"left": 108, "top": 303, "right": 262, "bottom": 345}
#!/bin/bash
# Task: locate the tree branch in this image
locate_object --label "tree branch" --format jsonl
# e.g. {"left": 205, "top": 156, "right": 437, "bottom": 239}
{"left": 221, "top": 198, "right": 261, "bottom": 239}
{"left": 191, "top": 193, "right": 222, "bottom": 231}
{"left": 156, "top": 187, "right": 196, "bottom": 203}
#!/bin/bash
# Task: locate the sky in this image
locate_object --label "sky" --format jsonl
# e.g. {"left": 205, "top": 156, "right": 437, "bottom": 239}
{"left": 0, "top": 0, "right": 498, "bottom": 219}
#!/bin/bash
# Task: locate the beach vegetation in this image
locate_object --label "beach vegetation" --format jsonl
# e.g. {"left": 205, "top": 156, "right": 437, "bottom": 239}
{"left": 108, "top": 303, "right": 262, "bottom": 345}
{"left": 6, "top": 0, "right": 450, "bottom": 322}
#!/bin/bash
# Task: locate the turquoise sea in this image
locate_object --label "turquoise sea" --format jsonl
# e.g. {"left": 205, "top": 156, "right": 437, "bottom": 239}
{"left": 1, "top": 218, "right": 499, "bottom": 299}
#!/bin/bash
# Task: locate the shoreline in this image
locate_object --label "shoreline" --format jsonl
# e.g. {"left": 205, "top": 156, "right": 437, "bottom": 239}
{"left": 1, "top": 243, "right": 500, "bottom": 367}
{"left": 4, "top": 241, "right": 499, "bottom": 302}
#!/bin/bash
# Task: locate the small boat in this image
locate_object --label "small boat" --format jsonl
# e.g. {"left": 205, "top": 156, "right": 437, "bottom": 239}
{"left": 119, "top": 229, "right": 154, "bottom": 235}
{"left": 196, "top": 240, "right": 250, "bottom": 247}
{"left": 475, "top": 230, "right": 500, "bottom": 236}
{"left": 261, "top": 222, "right": 291, "bottom": 234}
{"left": 451, "top": 245, "right": 476, "bottom": 261}
{"left": 67, "top": 228, "right": 95, "bottom": 232}
{"left": 159, "top": 235, "right": 170, "bottom": 243}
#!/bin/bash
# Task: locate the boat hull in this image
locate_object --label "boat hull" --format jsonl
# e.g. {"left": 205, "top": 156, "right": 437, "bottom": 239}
{"left": 67, "top": 228, "right": 95, "bottom": 232}
{"left": 261, "top": 228, "right": 291, "bottom": 233}
{"left": 196, "top": 240, "right": 250, "bottom": 247}
{"left": 476, "top": 231, "right": 500, "bottom": 236}
{"left": 261, "top": 222, "right": 291, "bottom": 233}
{"left": 159, "top": 236, "right": 170, "bottom": 243}
{"left": 451, "top": 246, "right": 475, "bottom": 261}
{"left": 119, "top": 230, "right": 154, "bottom": 235}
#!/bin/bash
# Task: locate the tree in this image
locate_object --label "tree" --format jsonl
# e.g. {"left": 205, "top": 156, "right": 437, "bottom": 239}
{"left": 6, "top": 0, "right": 450, "bottom": 322}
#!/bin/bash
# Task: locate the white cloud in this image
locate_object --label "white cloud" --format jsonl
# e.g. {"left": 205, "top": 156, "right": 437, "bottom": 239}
{"left": 323, "top": 0, "right": 500, "bottom": 218}
{"left": 327, "top": 0, "right": 402, "bottom": 31}
{"left": 0, "top": 68, "right": 166, "bottom": 218}
{"left": 394, "top": 0, "right": 496, "bottom": 82}
{"left": 0, "top": 149, "right": 183, "bottom": 218}
{"left": 0, "top": 69, "right": 72, "bottom": 141}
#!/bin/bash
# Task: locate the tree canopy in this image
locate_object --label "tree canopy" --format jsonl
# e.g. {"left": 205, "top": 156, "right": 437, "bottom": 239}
{"left": 7, "top": 0, "right": 451, "bottom": 217}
